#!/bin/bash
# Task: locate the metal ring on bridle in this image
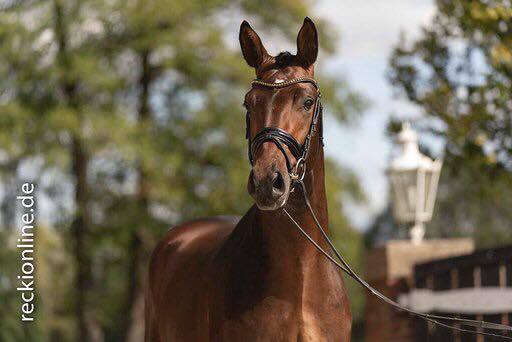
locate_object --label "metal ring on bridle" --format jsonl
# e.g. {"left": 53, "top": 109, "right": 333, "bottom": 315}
{"left": 291, "top": 157, "right": 306, "bottom": 181}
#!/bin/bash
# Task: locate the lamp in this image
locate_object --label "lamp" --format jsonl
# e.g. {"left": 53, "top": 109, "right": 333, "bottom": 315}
{"left": 387, "top": 123, "right": 442, "bottom": 244}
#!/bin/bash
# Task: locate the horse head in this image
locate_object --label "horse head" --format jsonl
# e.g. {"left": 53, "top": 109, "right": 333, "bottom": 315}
{"left": 240, "top": 17, "right": 320, "bottom": 211}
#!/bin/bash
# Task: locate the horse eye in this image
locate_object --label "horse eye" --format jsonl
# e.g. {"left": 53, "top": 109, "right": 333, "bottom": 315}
{"left": 303, "top": 98, "right": 314, "bottom": 110}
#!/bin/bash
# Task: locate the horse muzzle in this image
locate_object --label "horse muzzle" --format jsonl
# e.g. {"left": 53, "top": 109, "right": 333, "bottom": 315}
{"left": 248, "top": 165, "right": 290, "bottom": 211}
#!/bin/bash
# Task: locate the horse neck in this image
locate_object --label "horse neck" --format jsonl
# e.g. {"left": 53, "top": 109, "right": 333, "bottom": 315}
{"left": 218, "top": 139, "right": 331, "bottom": 304}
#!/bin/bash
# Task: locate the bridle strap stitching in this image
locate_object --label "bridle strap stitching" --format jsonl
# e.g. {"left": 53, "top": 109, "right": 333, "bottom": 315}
{"left": 301, "top": 98, "right": 322, "bottom": 163}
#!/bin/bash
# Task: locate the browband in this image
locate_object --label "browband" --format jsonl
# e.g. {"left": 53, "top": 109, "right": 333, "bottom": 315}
{"left": 251, "top": 77, "right": 318, "bottom": 89}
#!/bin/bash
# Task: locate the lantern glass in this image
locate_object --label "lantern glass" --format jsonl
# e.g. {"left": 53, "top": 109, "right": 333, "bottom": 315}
{"left": 389, "top": 164, "right": 441, "bottom": 225}
{"left": 423, "top": 161, "right": 442, "bottom": 220}
{"left": 389, "top": 169, "right": 418, "bottom": 223}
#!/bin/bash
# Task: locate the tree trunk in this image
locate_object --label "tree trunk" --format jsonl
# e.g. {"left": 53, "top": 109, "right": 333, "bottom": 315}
{"left": 71, "top": 136, "right": 93, "bottom": 342}
{"left": 121, "top": 49, "right": 152, "bottom": 342}
{"left": 53, "top": 1, "right": 100, "bottom": 341}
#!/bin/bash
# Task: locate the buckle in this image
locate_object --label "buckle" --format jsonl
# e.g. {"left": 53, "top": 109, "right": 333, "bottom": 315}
{"left": 290, "top": 157, "right": 306, "bottom": 182}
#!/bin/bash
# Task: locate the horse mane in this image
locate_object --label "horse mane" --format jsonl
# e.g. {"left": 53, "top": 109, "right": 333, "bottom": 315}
{"left": 274, "top": 51, "right": 297, "bottom": 68}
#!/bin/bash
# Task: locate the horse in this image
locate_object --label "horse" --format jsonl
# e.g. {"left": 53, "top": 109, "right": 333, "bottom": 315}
{"left": 145, "top": 17, "right": 352, "bottom": 341}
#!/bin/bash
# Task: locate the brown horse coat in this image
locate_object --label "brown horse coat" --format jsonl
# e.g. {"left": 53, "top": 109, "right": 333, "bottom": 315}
{"left": 145, "top": 18, "right": 352, "bottom": 341}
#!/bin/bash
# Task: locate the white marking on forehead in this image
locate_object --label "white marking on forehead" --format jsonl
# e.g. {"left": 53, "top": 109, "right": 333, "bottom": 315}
{"left": 274, "top": 78, "right": 285, "bottom": 83}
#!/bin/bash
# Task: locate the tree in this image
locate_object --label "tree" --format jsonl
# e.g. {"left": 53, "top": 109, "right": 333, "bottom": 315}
{"left": 388, "top": 0, "right": 512, "bottom": 246}
{"left": 0, "top": 0, "right": 122, "bottom": 339}
{"left": 0, "top": 1, "right": 367, "bottom": 340}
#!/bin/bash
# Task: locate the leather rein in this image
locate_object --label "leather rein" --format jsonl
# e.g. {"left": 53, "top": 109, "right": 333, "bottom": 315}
{"left": 245, "top": 76, "right": 512, "bottom": 340}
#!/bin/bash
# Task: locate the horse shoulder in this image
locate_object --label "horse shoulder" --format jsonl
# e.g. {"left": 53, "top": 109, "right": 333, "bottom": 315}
{"left": 146, "top": 216, "right": 239, "bottom": 341}
{"left": 148, "top": 215, "right": 239, "bottom": 290}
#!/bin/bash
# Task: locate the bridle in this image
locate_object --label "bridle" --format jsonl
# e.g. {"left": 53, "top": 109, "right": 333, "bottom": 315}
{"left": 245, "top": 76, "right": 512, "bottom": 340}
{"left": 246, "top": 77, "right": 322, "bottom": 183}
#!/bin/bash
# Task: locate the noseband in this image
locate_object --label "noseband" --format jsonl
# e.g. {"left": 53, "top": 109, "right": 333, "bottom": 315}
{"left": 246, "top": 77, "right": 323, "bottom": 182}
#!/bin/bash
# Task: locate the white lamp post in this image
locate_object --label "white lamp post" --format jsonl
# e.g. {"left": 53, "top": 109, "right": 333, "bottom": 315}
{"left": 387, "top": 122, "right": 442, "bottom": 244}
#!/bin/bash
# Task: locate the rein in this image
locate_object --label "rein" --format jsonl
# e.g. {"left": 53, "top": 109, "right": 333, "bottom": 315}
{"left": 284, "top": 181, "right": 512, "bottom": 340}
{"left": 246, "top": 76, "right": 512, "bottom": 340}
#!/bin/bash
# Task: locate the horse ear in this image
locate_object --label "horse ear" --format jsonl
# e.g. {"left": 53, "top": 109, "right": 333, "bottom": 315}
{"left": 296, "top": 17, "right": 318, "bottom": 67}
{"left": 239, "top": 21, "right": 269, "bottom": 68}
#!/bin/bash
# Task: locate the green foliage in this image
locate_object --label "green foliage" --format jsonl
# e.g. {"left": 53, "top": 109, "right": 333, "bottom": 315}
{"left": 0, "top": 0, "right": 367, "bottom": 340}
{"left": 325, "top": 159, "right": 366, "bottom": 324}
{"left": 0, "top": 230, "right": 35, "bottom": 342}
{"left": 387, "top": 0, "right": 512, "bottom": 246}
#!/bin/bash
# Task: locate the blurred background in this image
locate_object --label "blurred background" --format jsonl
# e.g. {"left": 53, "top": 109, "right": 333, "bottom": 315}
{"left": 0, "top": 0, "right": 511, "bottom": 341}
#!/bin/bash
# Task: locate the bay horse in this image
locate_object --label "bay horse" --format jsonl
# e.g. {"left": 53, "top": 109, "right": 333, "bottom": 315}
{"left": 145, "top": 18, "right": 352, "bottom": 341}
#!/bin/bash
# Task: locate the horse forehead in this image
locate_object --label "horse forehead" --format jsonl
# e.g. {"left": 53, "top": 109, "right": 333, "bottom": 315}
{"left": 249, "top": 66, "right": 314, "bottom": 110}
{"left": 261, "top": 67, "right": 311, "bottom": 83}
{"left": 253, "top": 86, "right": 299, "bottom": 111}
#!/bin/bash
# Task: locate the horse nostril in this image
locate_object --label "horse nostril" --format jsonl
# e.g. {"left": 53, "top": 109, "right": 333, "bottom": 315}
{"left": 272, "top": 171, "right": 285, "bottom": 196}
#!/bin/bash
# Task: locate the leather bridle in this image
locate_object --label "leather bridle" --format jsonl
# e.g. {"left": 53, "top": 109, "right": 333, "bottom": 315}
{"left": 246, "top": 77, "right": 322, "bottom": 182}
{"left": 244, "top": 76, "right": 512, "bottom": 340}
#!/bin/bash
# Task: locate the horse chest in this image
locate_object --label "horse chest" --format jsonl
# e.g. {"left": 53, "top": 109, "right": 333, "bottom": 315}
{"left": 219, "top": 298, "right": 346, "bottom": 342}
{"left": 219, "top": 275, "right": 349, "bottom": 342}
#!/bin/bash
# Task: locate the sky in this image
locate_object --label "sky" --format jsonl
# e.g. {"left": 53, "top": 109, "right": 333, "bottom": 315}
{"left": 315, "top": 0, "right": 437, "bottom": 229}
